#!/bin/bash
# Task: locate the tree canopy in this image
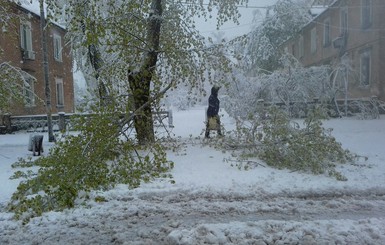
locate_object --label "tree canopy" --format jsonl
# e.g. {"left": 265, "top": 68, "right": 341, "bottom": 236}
{"left": 241, "top": 0, "right": 312, "bottom": 74}
{"left": 45, "top": 0, "right": 249, "bottom": 143}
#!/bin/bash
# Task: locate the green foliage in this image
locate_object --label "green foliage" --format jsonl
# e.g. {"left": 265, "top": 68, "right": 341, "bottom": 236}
{"left": 259, "top": 106, "right": 354, "bottom": 177}
{"left": 221, "top": 106, "right": 356, "bottom": 180}
{"left": 8, "top": 110, "right": 174, "bottom": 223}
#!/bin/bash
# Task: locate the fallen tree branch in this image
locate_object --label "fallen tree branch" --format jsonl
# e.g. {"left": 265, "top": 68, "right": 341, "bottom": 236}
{"left": 225, "top": 158, "right": 266, "bottom": 168}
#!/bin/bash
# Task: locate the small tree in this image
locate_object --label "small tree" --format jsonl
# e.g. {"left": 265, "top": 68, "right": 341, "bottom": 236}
{"left": 0, "top": 63, "right": 37, "bottom": 114}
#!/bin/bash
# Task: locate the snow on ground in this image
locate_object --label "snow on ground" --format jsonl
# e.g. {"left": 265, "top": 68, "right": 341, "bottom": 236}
{"left": 1, "top": 107, "right": 385, "bottom": 244}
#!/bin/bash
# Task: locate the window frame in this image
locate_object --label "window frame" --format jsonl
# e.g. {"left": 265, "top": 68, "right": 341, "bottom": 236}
{"left": 23, "top": 76, "right": 35, "bottom": 107}
{"left": 323, "top": 18, "right": 331, "bottom": 47}
{"left": 310, "top": 27, "right": 317, "bottom": 54}
{"left": 55, "top": 77, "right": 65, "bottom": 107}
{"left": 20, "top": 21, "right": 35, "bottom": 60}
{"left": 360, "top": 48, "right": 371, "bottom": 87}
{"left": 298, "top": 35, "right": 304, "bottom": 58}
{"left": 53, "top": 34, "right": 63, "bottom": 62}
{"left": 340, "top": 7, "right": 348, "bottom": 35}
{"left": 361, "top": 0, "right": 372, "bottom": 29}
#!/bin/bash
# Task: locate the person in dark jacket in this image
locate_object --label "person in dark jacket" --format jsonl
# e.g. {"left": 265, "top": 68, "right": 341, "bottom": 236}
{"left": 205, "top": 86, "right": 222, "bottom": 138}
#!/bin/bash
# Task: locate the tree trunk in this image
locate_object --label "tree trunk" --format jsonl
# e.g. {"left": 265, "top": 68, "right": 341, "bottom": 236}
{"left": 128, "top": 0, "right": 162, "bottom": 145}
{"left": 129, "top": 73, "right": 154, "bottom": 144}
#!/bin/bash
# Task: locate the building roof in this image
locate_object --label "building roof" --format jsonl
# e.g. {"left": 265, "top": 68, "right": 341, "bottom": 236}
{"left": 16, "top": 0, "right": 66, "bottom": 29}
{"left": 310, "top": 6, "right": 328, "bottom": 17}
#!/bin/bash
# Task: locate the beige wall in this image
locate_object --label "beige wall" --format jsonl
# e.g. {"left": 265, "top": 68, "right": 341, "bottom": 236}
{"left": 283, "top": 0, "right": 385, "bottom": 101}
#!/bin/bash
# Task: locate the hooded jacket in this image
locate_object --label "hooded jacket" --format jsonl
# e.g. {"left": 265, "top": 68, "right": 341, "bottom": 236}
{"left": 207, "top": 86, "right": 220, "bottom": 117}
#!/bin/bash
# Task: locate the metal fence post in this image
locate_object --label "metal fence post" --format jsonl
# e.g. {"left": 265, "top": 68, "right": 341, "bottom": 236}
{"left": 168, "top": 110, "right": 174, "bottom": 127}
{"left": 4, "top": 114, "right": 12, "bottom": 133}
{"left": 58, "top": 112, "right": 66, "bottom": 131}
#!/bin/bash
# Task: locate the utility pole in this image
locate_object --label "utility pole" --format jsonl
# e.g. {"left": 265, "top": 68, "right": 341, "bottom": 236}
{"left": 40, "top": 0, "right": 55, "bottom": 142}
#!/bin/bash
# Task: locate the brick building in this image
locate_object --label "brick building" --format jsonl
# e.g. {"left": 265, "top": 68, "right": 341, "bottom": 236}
{"left": 0, "top": 1, "right": 74, "bottom": 116}
{"left": 282, "top": 0, "right": 385, "bottom": 101}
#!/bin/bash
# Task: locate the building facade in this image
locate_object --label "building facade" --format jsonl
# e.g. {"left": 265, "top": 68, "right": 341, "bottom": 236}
{"left": 283, "top": 0, "right": 385, "bottom": 101}
{"left": 0, "top": 1, "right": 74, "bottom": 116}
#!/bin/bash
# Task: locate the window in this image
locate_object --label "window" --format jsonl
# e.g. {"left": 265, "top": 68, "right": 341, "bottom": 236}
{"left": 323, "top": 18, "right": 331, "bottom": 47}
{"left": 361, "top": 0, "right": 372, "bottom": 29}
{"left": 53, "top": 34, "right": 62, "bottom": 62}
{"left": 360, "top": 49, "right": 371, "bottom": 86}
{"left": 20, "top": 21, "right": 35, "bottom": 60}
{"left": 298, "top": 35, "right": 304, "bottom": 58}
{"left": 340, "top": 7, "right": 348, "bottom": 35}
{"left": 292, "top": 43, "right": 296, "bottom": 57}
{"left": 310, "top": 27, "right": 317, "bottom": 54}
{"left": 23, "top": 76, "right": 35, "bottom": 107}
{"left": 56, "top": 78, "right": 64, "bottom": 107}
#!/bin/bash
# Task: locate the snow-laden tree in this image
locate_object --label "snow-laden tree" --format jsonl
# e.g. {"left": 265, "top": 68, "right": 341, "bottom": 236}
{"left": 0, "top": 0, "right": 37, "bottom": 113}
{"left": 0, "top": 63, "right": 37, "bottom": 114}
{"left": 45, "top": 0, "right": 247, "bottom": 144}
{"left": 223, "top": 54, "right": 332, "bottom": 119}
{"left": 242, "top": 0, "right": 312, "bottom": 74}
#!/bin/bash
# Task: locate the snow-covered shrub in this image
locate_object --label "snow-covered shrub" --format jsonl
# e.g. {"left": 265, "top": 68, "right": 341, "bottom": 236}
{"left": 350, "top": 99, "right": 380, "bottom": 120}
{"left": 8, "top": 105, "right": 174, "bottom": 223}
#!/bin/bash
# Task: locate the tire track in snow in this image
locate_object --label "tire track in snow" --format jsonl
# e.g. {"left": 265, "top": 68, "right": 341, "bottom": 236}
{"left": 1, "top": 189, "right": 385, "bottom": 244}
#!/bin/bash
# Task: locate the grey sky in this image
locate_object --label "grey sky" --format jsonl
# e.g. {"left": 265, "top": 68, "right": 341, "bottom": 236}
{"left": 195, "top": 0, "right": 278, "bottom": 39}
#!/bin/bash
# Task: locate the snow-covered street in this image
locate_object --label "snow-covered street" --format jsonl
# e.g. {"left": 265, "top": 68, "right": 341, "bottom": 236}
{"left": 1, "top": 108, "right": 385, "bottom": 244}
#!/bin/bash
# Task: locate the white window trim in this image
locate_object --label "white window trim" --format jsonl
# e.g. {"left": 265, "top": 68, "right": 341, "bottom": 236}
{"left": 53, "top": 34, "right": 63, "bottom": 62}
{"left": 23, "top": 76, "right": 35, "bottom": 107}
{"left": 55, "top": 77, "right": 65, "bottom": 107}
{"left": 20, "top": 21, "right": 35, "bottom": 60}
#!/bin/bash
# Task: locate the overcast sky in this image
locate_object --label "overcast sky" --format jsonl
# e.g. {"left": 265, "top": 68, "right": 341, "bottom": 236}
{"left": 195, "top": 0, "right": 278, "bottom": 39}
{"left": 20, "top": 0, "right": 277, "bottom": 39}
